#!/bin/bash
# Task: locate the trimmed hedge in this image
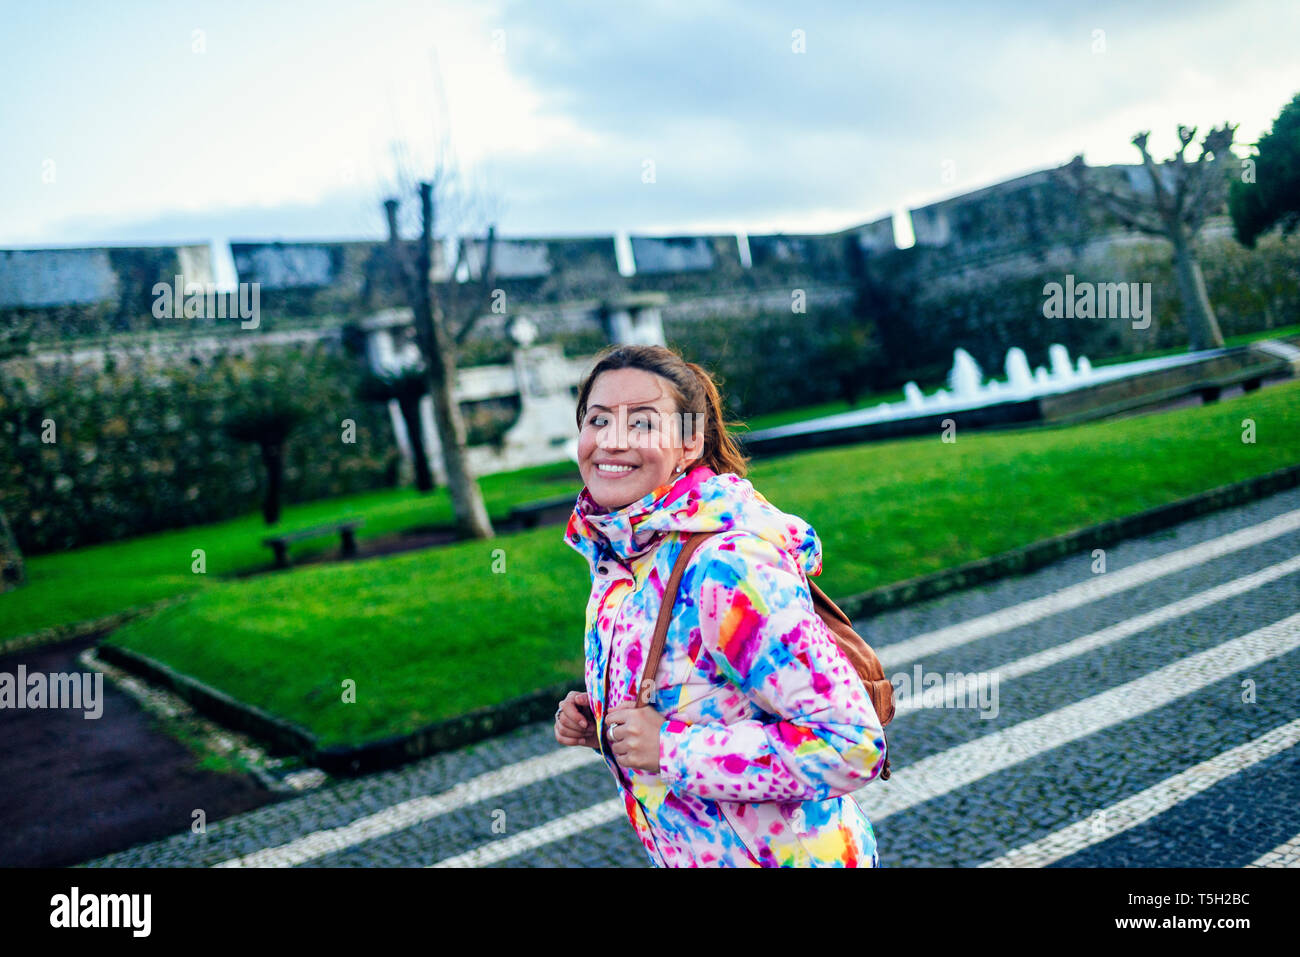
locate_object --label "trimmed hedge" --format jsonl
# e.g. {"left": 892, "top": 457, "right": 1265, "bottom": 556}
{"left": 0, "top": 340, "right": 399, "bottom": 554}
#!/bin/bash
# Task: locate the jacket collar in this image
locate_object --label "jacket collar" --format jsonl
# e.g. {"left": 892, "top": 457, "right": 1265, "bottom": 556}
{"left": 564, "top": 463, "right": 824, "bottom": 578}
{"left": 565, "top": 463, "right": 714, "bottom": 567}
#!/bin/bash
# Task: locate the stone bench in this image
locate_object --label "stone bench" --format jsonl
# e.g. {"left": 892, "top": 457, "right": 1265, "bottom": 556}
{"left": 1193, "top": 360, "right": 1289, "bottom": 403}
{"left": 507, "top": 494, "right": 579, "bottom": 529}
{"left": 263, "top": 520, "right": 364, "bottom": 569}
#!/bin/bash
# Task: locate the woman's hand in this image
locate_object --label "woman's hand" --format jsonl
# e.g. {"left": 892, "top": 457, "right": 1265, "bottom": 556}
{"left": 605, "top": 703, "right": 667, "bottom": 772}
{"left": 555, "top": 691, "right": 599, "bottom": 749}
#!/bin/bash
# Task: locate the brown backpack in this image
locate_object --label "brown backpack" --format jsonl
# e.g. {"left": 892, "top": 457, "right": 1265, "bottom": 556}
{"left": 628, "top": 530, "right": 894, "bottom": 781}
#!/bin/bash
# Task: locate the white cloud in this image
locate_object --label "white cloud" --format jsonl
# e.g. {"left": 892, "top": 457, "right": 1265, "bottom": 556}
{"left": 2, "top": 0, "right": 1297, "bottom": 246}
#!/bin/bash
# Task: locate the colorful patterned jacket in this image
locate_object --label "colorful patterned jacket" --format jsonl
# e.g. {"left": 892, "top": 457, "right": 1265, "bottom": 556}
{"left": 563, "top": 463, "right": 888, "bottom": 867}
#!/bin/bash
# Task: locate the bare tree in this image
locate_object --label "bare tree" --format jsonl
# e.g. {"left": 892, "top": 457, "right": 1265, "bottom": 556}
{"left": 378, "top": 98, "right": 503, "bottom": 539}
{"left": 1058, "top": 123, "right": 1238, "bottom": 350}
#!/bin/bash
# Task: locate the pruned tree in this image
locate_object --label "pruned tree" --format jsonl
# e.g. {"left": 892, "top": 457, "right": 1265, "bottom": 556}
{"left": 382, "top": 185, "right": 496, "bottom": 539}
{"left": 219, "top": 350, "right": 312, "bottom": 526}
{"left": 377, "top": 73, "right": 501, "bottom": 539}
{"left": 1057, "top": 122, "right": 1239, "bottom": 350}
{"left": 358, "top": 363, "right": 436, "bottom": 493}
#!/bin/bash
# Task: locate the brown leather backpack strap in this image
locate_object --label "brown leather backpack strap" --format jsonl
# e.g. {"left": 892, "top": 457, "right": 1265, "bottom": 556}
{"left": 637, "top": 531, "right": 717, "bottom": 707}
{"left": 807, "top": 579, "right": 853, "bottom": 626}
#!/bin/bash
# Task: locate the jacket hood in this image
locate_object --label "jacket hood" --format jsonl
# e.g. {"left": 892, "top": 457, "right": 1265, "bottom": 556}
{"left": 563, "top": 463, "right": 823, "bottom": 578}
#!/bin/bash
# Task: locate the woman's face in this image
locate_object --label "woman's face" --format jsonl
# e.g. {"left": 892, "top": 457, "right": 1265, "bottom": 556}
{"left": 578, "top": 368, "right": 704, "bottom": 509}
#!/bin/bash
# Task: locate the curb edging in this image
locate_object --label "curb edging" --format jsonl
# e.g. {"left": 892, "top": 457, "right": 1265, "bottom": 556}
{"left": 95, "top": 461, "right": 1300, "bottom": 778}
{"left": 311, "top": 679, "right": 587, "bottom": 776}
{"left": 95, "top": 641, "right": 317, "bottom": 758}
{"left": 832, "top": 461, "right": 1300, "bottom": 622}
{"left": 0, "top": 597, "right": 189, "bottom": 659}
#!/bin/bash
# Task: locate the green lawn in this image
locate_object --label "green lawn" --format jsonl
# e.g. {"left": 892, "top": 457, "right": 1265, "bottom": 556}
{"left": 99, "top": 378, "right": 1300, "bottom": 749}
{"left": 0, "top": 459, "right": 585, "bottom": 643}
{"left": 6, "top": 327, "right": 1297, "bottom": 647}
{"left": 1, "top": 392, "right": 911, "bottom": 645}
{"left": 1088, "top": 322, "right": 1300, "bottom": 368}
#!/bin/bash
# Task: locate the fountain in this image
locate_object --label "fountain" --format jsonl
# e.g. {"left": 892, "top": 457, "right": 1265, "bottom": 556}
{"left": 738, "top": 337, "right": 1243, "bottom": 456}
{"left": 1005, "top": 347, "right": 1034, "bottom": 393}
{"left": 1049, "top": 343, "right": 1075, "bottom": 380}
{"left": 948, "top": 348, "right": 984, "bottom": 399}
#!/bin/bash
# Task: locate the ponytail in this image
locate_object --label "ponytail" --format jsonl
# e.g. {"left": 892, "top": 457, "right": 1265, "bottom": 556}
{"left": 679, "top": 359, "right": 751, "bottom": 478}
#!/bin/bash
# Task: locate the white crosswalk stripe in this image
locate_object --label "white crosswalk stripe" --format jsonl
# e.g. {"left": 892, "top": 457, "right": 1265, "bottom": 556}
{"left": 211, "top": 510, "right": 1300, "bottom": 868}
{"left": 892, "top": 553, "right": 1300, "bottom": 715}
{"left": 425, "top": 610, "right": 1300, "bottom": 866}
{"left": 1246, "top": 829, "right": 1300, "bottom": 867}
{"left": 213, "top": 746, "right": 602, "bottom": 867}
{"left": 979, "top": 718, "right": 1300, "bottom": 867}
{"left": 430, "top": 799, "right": 627, "bottom": 868}
{"left": 877, "top": 508, "right": 1300, "bottom": 668}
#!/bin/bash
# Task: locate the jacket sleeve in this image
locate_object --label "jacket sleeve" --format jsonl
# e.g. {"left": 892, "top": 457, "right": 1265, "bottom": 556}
{"left": 656, "top": 531, "right": 888, "bottom": 803}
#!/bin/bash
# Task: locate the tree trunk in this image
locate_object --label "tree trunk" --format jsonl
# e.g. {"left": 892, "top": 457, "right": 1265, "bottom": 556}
{"left": 0, "top": 506, "right": 24, "bottom": 591}
{"left": 382, "top": 186, "right": 493, "bottom": 540}
{"left": 1171, "top": 233, "right": 1225, "bottom": 351}
{"left": 398, "top": 395, "right": 434, "bottom": 493}
{"left": 260, "top": 442, "right": 285, "bottom": 525}
{"left": 413, "top": 183, "right": 493, "bottom": 539}
{"left": 840, "top": 374, "right": 861, "bottom": 407}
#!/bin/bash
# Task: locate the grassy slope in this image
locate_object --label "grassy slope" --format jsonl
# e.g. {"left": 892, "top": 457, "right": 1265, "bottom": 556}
{"left": 12, "top": 327, "right": 1294, "bottom": 644}
{"left": 102, "top": 378, "right": 1300, "bottom": 748}
{"left": 0, "top": 460, "right": 583, "bottom": 641}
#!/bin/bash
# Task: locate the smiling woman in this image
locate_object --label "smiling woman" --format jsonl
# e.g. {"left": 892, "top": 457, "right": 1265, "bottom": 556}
{"left": 553, "top": 343, "right": 890, "bottom": 868}
{"left": 571, "top": 344, "right": 749, "bottom": 508}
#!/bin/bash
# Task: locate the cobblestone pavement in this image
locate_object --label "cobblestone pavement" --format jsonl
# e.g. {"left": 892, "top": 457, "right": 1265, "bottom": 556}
{"left": 78, "top": 486, "right": 1300, "bottom": 868}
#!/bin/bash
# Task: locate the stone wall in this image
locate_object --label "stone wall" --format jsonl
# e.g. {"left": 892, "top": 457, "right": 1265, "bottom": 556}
{"left": 862, "top": 220, "right": 1299, "bottom": 389}
{"left": 5, "top": 159, "right": 1295, "bottom": 412}
{"left": 0, "top": 244, "right": 213, "bottom": 342}
{"left": 5, "top": 160, "right": 1291, "bottom": 358}
{"left": 461, "top": 235, "right": 622, "bottom": 304}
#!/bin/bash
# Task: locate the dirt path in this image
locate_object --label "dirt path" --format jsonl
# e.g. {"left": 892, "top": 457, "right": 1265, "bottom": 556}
{"left": 0, "top": 633, "right": 288, "bottom": 867}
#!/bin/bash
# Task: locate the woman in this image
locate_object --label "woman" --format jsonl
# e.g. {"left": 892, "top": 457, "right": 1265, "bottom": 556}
{"left": 553, "top": 343, "right": 888, "bottom": 867}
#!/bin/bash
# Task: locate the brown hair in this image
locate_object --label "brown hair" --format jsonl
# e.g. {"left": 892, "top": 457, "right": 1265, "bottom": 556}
{"left": 574, "top": 343, "right": 751, "bottom": 478}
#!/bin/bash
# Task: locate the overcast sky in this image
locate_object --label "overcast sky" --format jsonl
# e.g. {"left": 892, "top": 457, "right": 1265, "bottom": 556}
{"left": 2, "top": 0, "right": 1298, "bottom": 254}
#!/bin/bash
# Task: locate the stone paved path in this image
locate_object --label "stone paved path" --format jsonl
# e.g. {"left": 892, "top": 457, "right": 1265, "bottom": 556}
{"left": 71, "top": 484, "right": 1300, "bottom": 868}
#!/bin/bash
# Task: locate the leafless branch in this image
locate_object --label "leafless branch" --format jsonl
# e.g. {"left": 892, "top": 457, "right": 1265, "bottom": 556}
{"left": 1180, "top": 123, "right": 1238, "bottom": 229}
{"left": 383, "top": 198, "right": 419, "bottom": 305}
{"left": 454, "top": 225, "right": 499, "bottom": 346}
{"left": 1056, "top": 156, "right": 1167, "bottom": 235}
{"left": 1131, "top": 130, "right": 1173, "bottom": 223}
